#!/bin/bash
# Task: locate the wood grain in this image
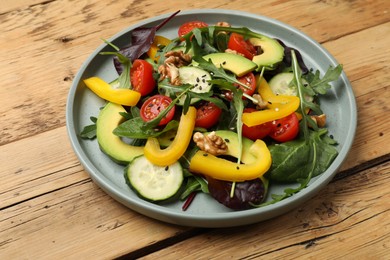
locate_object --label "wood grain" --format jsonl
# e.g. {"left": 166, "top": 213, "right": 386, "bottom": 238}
{"left": 0, "top": 178, "right": 189, "bottom": 259}
{"left": 0, "top": 0, "right": 388, "bottom": 145}
{"left": 142, "top": 161, "right": 390, "bottom": 259}
{"left": 0, "top": 0, "right": 389, "bottom": 258}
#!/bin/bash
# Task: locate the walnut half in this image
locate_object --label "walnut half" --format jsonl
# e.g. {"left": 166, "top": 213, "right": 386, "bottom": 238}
{"left": 158, "top": 50, "right": 192, "bottom": 85}
{"left": 310, "top": 114, "right": 327, "bottom": 128}
{"left": 193, "top": 131, "right": 228, "bottom": 156}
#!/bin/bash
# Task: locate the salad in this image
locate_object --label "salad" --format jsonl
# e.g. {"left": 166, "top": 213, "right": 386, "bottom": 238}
{"left": 80, "top": 11, "right": 343, "bottom": 211}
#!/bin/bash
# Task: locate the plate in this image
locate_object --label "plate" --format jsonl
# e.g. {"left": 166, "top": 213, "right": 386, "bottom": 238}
{"left": 66, "top": 9, "right": 357, "bottom": 228}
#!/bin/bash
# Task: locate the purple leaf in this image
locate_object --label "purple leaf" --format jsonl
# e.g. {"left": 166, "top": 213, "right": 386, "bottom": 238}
{"left": 276, "top": 39, "right": 309, "bottom": 74}
{"left": 207, "top": 177, "right": 266, "bottom": 210}
{"left": 114, "top": 10, "right": 180, "bottom": 74}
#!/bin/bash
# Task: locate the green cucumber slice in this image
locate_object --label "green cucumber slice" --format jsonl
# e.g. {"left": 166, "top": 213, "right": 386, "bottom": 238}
{"left": 125, "top": 156, "right": 183, "bottom": 201}
{"left": 179, "top": 66, "right": 212, "bottom": 93}
{"left": 268, "top": 72, "right": 313, "bottom": 102}
{"left": 177, "top": 66, "right": 212, "bottom": 105}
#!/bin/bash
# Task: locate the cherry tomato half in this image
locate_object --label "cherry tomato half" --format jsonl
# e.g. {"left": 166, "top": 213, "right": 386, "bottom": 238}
{"left": 195, "top": 101, "right": 222, "bottom": 129}
{"left": 130, "top": 59, "right": 155, "bottom": 96}
{"left": 224, "top": 72, "right": 256, "bottom": 100}
{"left": 140, "top": 95, "right": 175, "bottom": 126}
{"left": 178, "top": 21, "right": 208, "bottom": 38}
{"left": 269, "top": 113, "right": 300, "bottom": 142}
{"left": 227, "top": 33, "right": 257, "bottom": 60}
{"left": 242, "top": 108, "right": 272, "bottom": 140}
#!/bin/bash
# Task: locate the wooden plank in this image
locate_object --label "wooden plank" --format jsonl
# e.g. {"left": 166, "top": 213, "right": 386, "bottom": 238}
{"left": 141, "top": 161, "right": 390, "bottom": 259}
{"left": 0, "top": 127, "right": 86, "bottom": 209}
{"left": 323, "top": 22, "right": 390, "bottom": 98}
{"left": 0, "top": 178, "right": 189, "bottom": 259}
{"left": 0, "top": 0, "right": 47, "bottom": 14}
{"left": 0, "top": 1, "right": 389, "bottom": 258}
{"left": 0, "top": 0, "right": 389, "bottom": 145}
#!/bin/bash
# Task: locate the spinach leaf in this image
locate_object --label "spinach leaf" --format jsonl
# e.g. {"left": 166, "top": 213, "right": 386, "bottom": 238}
{"left": 113, "top": 117, "right": 179, "bottom": 139}
{"left": 180, "top": 172, "right": 209, "bottom": 200}
{"left": 267, "top": 128, "right": 338, "bottom": 182}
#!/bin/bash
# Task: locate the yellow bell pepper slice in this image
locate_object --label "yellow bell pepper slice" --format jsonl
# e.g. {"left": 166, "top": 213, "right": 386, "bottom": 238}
{"left": 144, "top": 106, "right": 196, "bottom": 166}
{"left": 147, "top": 35, "right": 171, "bottom": 63}
{"left": 242, "top": 77, "right": 300, "bottom": 127}
{"left": 189, "top": 139, "right": 272, "bottom": 182}
{"left": 84, "top": 77, "right": 141, "bottom": 106}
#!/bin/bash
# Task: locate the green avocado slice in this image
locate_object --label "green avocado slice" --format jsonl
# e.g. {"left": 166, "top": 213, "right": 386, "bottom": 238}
{"left": 202, "top": 52, "right": 257, "bottom": 77}
{"left": 249, "top": 36, "right": 284, "bottom": 70}
{"left": 97, "top": 102, "right": 143, "bottom": 164}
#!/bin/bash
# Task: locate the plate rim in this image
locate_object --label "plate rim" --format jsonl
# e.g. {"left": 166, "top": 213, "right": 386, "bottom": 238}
{"left": 66, "top": 9, "right": 357, "bottom": 227}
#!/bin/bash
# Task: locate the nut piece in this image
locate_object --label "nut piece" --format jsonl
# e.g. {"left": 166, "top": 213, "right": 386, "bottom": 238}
{"left": 216, "top": 21, "right": 230, "bottom": 27}
{"left": 193, "top": 131, "right": 228, "bottom": 156}
{"left": 164, "top": 50, "right": 192, "bottom": 67}
{"left": 310, "top": 114, "right": 327, "bottom": 128}
{"left": 225, "top": 48, "right": 244, "bottom": 57}
{"left": 158, "top": 50, "right": 192, "bottom": 85}
{"left": 253, "top": 94, "right": 268, "bottom": 109}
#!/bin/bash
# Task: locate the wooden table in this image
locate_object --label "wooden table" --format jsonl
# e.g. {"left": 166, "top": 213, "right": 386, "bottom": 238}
{"left": 1, "top": 0, "right": 389, "bottom": 258}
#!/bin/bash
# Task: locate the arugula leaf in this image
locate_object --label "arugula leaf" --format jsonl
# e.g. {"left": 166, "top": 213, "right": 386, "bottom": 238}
{"left": 192, "top": 56, "right": 247, "bottom": 88}
{"left": 304, "top": 65, "right": 343, "bottom": 95}
{"left": 100, "top": 41, "right": 132, "bottom": 89}
{"left": 80, "top": 116, "right": 97, "bottom": 139}
{"left": 216, "top": 104, "right": 238, "bottom": 131}
{"left": 232, "top": 90, "right": 244, "bottom": 164}
{"left": 113, "top": 117, "right": 179, "bottom": 139}
{"left": 253, "top": 51, "right": 340, "bottom": 207}
{"left": 187, "top": 92, "right": 228, "bottom": 110}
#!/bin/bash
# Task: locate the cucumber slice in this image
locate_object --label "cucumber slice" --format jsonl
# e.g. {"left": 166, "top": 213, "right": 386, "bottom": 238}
{"left": 175, "top": 66, "right": 212, "bottom": 105}
{"left": 268, "top": 72, "right": 313, "bottom": 102}
{"left": 125, "top": 156, "right": 183, "bottom": 201}
{"left": 179, "top": 66, "right": 212, "bottom": 93}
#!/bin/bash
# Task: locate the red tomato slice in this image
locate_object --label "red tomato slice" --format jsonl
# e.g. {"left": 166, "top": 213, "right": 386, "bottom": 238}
{"left": 223, "top": 72, "right": 256, "bottom": 100}
{"left": 140, "top": 95, "right": 175, "bottom": 126}
{"left": 130, "top": 59, "right": 155, "bottom": 96}
{"left": 242, "top": 108, "right": 272, "bottom": 140}
{"left": 195, "top": 101, "right": 222, "bottom": 129}
{"left": 269, "top": 113, "right": 300, "bottom": 142}
{"left": 227, "top": 33, "right": 257, "bottom": 60}
{"left": 178, "top": 21, "right": 208, "bottom": 38}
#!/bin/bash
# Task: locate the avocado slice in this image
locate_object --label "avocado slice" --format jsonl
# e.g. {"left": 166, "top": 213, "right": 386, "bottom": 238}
{"left": 213, "top": 130, "right": 257, "bottom": 164}
{"left": 202, "top": 52, "right": 257, "bottom": 77}
{"left": 96, "top": 102, "right": 143, "bottom": 164}
{"left": 249, "top": 36, "right": 284, "bottom": 70}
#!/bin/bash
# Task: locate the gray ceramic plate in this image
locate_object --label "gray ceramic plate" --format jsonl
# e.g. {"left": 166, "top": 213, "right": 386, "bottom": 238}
{"left": 66, "top": 9, "right": 357, "bottom": 228}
